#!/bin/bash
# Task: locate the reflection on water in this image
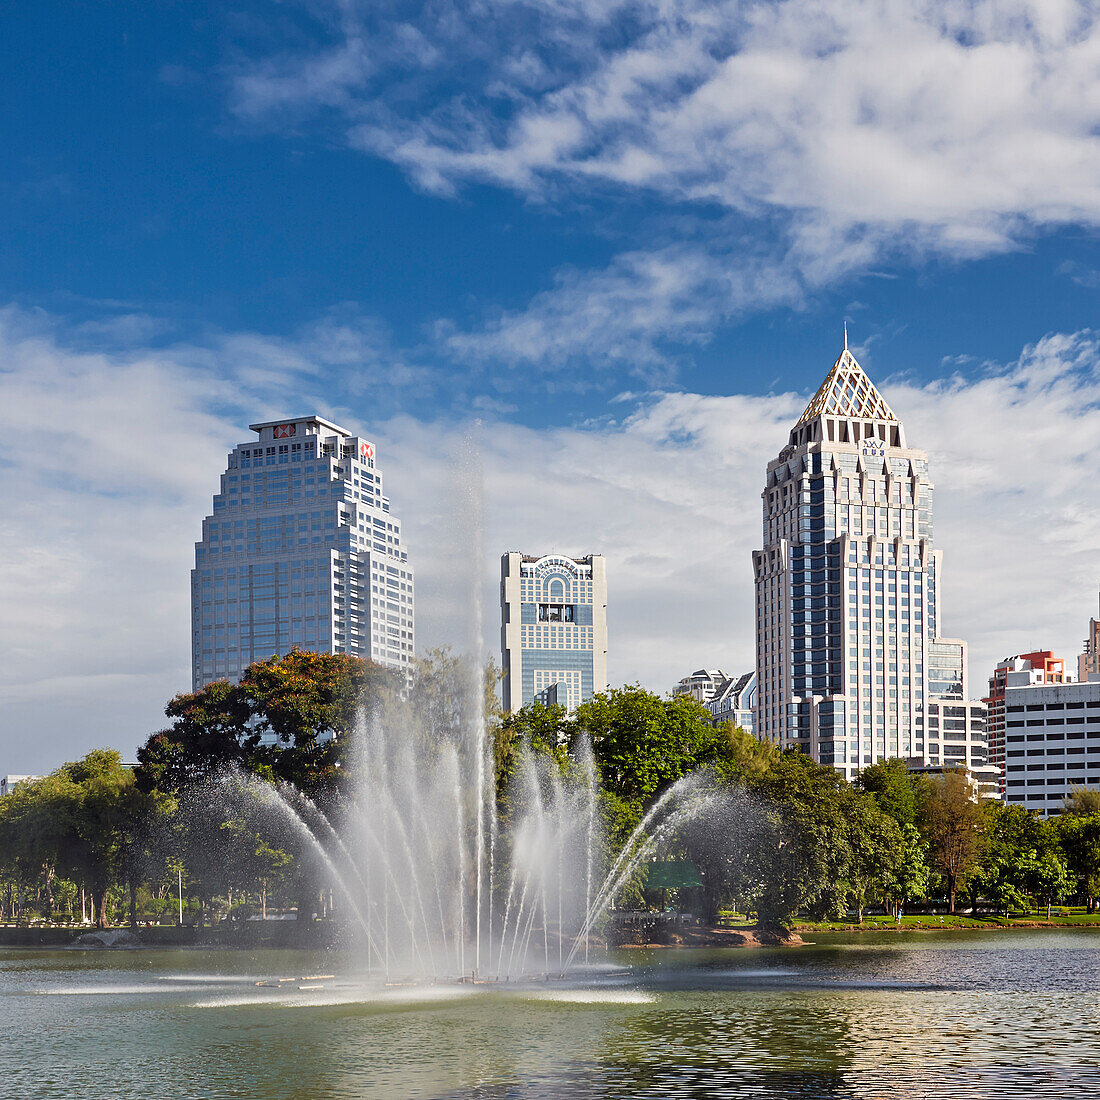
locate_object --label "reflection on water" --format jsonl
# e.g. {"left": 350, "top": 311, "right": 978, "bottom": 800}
{"left": 3, "top": 931, "right": 1099, "bottom": 1099}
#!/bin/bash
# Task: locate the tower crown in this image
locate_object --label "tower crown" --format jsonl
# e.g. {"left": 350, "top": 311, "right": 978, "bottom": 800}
{"left": 796, "top": 347, "right": 897, "bottom": 426}
{"left": 786, "top": 344, "right": 904, "bottom": 452}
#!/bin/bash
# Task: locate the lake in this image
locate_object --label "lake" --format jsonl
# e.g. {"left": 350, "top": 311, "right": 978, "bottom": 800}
{"left": 5, "top": 929, "right": 1099, "bottom": 1098}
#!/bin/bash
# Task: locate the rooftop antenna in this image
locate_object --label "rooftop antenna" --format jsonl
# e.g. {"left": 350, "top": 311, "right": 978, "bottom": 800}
{"left": 843, "top": 321, "right": 849, "bottom": 351}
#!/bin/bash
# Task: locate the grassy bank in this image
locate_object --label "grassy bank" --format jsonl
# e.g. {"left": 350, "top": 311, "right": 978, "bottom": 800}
{"left": 788, "top": 908, "right": 1100, "bottom": 932}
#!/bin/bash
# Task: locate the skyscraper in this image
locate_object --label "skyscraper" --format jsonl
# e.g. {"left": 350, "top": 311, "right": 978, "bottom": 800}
{"left": 191, "top": 416, "right": 414, "bottom": 690}
{"left": 500, "top": 552, "right": 608, "bottom": 713}
{"left": 752, "top": 341, "right": 979, "bottom": 780}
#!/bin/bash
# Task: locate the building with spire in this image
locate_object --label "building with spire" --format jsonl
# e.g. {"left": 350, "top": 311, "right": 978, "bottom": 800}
{"left": 191, "top": 416, "right": 414, "bottom": 690}
{"left": 752, "top": 340, "right": 989, "bottom": 781}
{"left": 1079, "top": 596, "right": 1100, "bottom": 683}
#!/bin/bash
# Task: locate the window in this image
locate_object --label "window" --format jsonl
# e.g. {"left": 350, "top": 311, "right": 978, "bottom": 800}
{"left": 538, "top": 604, "right": 574, "bottom": 623}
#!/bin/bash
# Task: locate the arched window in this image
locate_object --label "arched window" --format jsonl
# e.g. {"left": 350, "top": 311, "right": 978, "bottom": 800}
{"left": 548, "top": 578, "right": 565, "bottom": 600}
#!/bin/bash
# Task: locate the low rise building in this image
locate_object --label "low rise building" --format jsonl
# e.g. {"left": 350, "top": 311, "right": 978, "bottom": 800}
{"left": 1, "top": 775, "right": 41, "bottom": 797}
{"left": 706, "top": 672, "right": 757, "bottom": 734}
{"left": 984, "top": 651, "right": 1066, "bottom": 795}
{"left": 1003, "top": 676, "right": 1100, "bottom": 815}
{"left": 672, "top": 669, "right": 728, "bottom": 704}
{"left": 672, "top": 669, "right": 756, "bottom": 733}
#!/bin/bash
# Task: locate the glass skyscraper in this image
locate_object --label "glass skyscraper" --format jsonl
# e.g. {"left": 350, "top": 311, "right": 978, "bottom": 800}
{"left": 191, "top": 415, "right": 414, "bottom": 690}
{"left": 752, "top": 342, "right": 979, "bottom": 780}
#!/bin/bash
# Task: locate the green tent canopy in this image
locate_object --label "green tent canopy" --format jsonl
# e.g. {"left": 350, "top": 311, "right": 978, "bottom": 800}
{"left": 643, "top": 860, "right": 702, "bottom": 889}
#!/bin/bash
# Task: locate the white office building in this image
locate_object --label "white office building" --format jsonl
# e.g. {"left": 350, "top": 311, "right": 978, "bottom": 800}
{"left": 1003, "top": 677, "right": 1100, "bottom": 815}
{"left": 192, "top": 416, "right": 414, "bottom": 690}
{"left": 672, "top": 669, "right": 729, "bottom": 704}
{"left": 1, "top": 775, "right": 41, "bottom": 797}
{"left": 752, "top": 340, "right": 987, "bottom": 781}
{"left": 500, "top": 552, "right": 607, "bottom": 713}
{"left": 672, "top": 669, "right": 756, "bottom": 734}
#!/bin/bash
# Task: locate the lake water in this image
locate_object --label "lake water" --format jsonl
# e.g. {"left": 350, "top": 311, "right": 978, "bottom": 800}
{"left": 5, "top": 930, "right": 1100, "bottom": 1098}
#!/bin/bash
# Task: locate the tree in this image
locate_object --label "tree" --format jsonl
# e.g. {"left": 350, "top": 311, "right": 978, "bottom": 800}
{"left": 970, "top": 803, "right": 1069, "bottom": 915}
{"left": 137, "top": 649, "right": 396, "bottom": 799}
{"left": 574, "top": 686, "right": 735, "bottom": 814}
{"left": 745, "top": 752, "right": 857, "bottom": 930}
{"left": 1054, "top": 812, "right": 1100, "bottom": 911}
{"left": 855, "top": 758, "right": 921, "bottom": 827}
{"left": 0, "top": 752, "right": 144, "bottom": 929}
{"left": 844, "top": 796, "right": 904, "bottom": 923}
{"left": 1063, "top": 787, "right": 1100, "bottom": 816}
{"left": 718, "top": 723, "right": 778, "bottom": 782}
{"left": 920, "top": 768, "right": 986, "bottom": 913}
{"left": 882, "top": 823, "right": 931, "bottom": 916}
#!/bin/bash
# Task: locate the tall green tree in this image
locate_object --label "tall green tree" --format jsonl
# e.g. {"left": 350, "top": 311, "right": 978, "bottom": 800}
{"left": 137, "top": 649, "right": 396, "bottom": 799}
{"left": 0, "top": 752, "right": 144, "bottom": 929}
{"left": 855, "top": 758, "right": 922, "bottom": 827}
{"left": 920, "top": 768, "right": 986, "bottom": 913}
{"left": 745, "top": 752, "right": 857, "bottom": 929}
{"left": 575, "top": 686, "right": 735, "bottom": 814}
{"left": 1054, "top": 812, "right": 1100, "bottom": 911}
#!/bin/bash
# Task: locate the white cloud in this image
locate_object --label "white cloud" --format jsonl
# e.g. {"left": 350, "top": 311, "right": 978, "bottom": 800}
{"left": 3, "top": 309, "right": 1099, "bottom": 772}
{"left": 442, "top": 243, "right": 802, "bottom": 379}
{"left": 230, "top": 0, "right": 1100, "bottom": 265}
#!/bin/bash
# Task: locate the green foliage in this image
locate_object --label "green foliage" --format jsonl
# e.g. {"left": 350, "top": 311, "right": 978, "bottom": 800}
{"left": 972, "top": 802, "right": 1071, "bottom": 913}
{"left": 14, "top": 663, "right": 1100, "bottom": 935}
{"left": 574, "top": 686, "right": 735, "bottom": 813}
{"left": 137, "top": 648, "right": 398, "bottom": 799}
{"left": 744, "top": 752, "right": 859, "bottom": 928}
{"left": 1053, "top": 812, "right": 1100, "bottom": 908}
{"left": 855, "top": 758, "right": 922, "bottom": 827}
{"left": 1063, "top": 787, "right": 1100, "bottom": 816}
{"left": 919, "top": 767, "right": 986, "bottom": 913}
{"left": 0, "top": 751, "right": 147, "bottom": 928}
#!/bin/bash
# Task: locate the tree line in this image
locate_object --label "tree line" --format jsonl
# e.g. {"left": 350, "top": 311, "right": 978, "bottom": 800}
{"left": 2, "top": 649, "right": 1099, "bottom": 932}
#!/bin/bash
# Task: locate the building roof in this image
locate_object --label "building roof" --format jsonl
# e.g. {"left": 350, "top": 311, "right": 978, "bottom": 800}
{"left": 249, "top": 415, "right": 350, "bottom": 437}
{"left": 796, "top": 345, "right": 898, "bottom": 427}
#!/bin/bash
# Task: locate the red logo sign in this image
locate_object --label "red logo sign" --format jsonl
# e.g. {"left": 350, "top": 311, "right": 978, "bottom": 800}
{"left": 273, "top": 424, "right": 296, "bottom": 439}
{"left": 360, "top": 442, "right": 375, "bottom": 461}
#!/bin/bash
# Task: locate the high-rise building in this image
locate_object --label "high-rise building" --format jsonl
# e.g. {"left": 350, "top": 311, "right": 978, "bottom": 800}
{"left": 984, "top": 651, "right": 1066, "bottom": 795}
{"left": 191, "top": 416, "right": 414, "bottom": 690}
{"left": 752, "top": 340, "right": 986, "bottom": 781}
{"left": 1003, "top": 676, "right": 1100, "bottom": 816}
{"left": 500, "top": 552, "right": 607, "bottom": 713}
{"left": 1079, "top": 597, "right": 1100, "bottom": 682}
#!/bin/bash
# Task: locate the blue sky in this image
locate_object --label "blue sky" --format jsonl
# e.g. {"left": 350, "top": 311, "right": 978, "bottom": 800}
{"left": 2, "top": 0, "right": 1100, "bottom": 769}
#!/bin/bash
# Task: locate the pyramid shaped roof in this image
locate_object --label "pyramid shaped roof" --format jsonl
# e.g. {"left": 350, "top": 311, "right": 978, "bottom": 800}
{"left": 796, "top": 347, "right": 897, "bottom": 427}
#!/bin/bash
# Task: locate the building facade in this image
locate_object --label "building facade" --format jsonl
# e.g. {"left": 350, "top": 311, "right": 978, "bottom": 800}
{"left": 192, "top": 416, "right": 414, "bottom": 690}
{"left": 672, "top": 669, "right": 728, "bottom": 704}
{"left": 672, "top": 669, "right": 756, "bottom": 734}
{"left": 705, "top": 672, "right": 757, "bottom": 734}
{"left": 1003, "top": 677, "right": 1100, "bottom": 815}
{"left": 752, "top": 342, "right": 986, "bottom": 781}
{"left": 1, "top": 775, "right": 41, "bottom": 797}
{"left": 500, "top": 552, "right": 607, "bottom": 713}
{"left": 984, "top": 651, "right": 1066, "bottom": 795}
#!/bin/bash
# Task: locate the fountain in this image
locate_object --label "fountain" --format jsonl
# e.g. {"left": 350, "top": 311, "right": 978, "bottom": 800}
{"left": 200, "top": 438, "right": 722, "bottom": 983}
{"left": 218, "top": 710, "right": 715, "bottom": 983}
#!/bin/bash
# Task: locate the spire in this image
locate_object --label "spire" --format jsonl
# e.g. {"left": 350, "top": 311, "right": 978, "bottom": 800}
{"left": 796, "top": 343, "right": 897, "bottom": 426}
